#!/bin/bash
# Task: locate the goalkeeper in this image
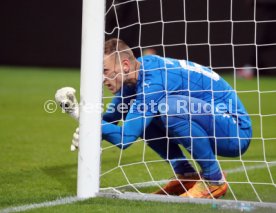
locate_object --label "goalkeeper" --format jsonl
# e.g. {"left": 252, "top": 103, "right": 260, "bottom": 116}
{"left": 75, "top": 38, "right": 252, "bottom": 199}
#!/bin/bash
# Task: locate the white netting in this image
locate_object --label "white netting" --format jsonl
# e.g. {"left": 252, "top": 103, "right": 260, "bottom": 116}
{"left": 100, "top": 0, "right": 276, "bottom": 204}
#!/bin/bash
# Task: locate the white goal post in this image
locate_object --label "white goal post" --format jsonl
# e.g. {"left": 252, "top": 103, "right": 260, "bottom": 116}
{"left": 78, "top": 0, "right": 105, "bottom": 198}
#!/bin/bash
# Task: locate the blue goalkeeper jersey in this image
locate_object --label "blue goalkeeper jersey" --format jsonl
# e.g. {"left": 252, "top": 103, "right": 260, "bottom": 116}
{"left": 102, "top": 55, "right": 251, "bottom": 148}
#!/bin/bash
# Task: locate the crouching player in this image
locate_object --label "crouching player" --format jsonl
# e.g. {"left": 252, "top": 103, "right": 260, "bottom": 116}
{"left": 63, "top": 38, "right": 252, "bottom": 199}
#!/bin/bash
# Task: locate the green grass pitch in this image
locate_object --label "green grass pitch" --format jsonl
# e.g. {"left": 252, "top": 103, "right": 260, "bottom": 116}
{"left": 0, "top": 66, "right": 275, "bottom": 213}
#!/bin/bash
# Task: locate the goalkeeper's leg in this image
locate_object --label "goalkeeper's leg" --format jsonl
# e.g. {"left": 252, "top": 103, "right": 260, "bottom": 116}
{"left": 145, "top": 121, "right": 199, "bottom": 195}
{"left": 158, "top": 96, "right": 228, "bottom": 198}
{"left": 157, "top": 95, "right": 251, "bottom": 198}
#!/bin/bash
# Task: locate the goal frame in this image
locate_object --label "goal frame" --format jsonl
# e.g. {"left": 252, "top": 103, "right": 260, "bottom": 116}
{"left": 78, "top": 0, "right": 105, "bottom": 198}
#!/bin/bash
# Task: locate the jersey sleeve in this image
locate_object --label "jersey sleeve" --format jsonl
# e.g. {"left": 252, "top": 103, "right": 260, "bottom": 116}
{"left": 102, "top": 95, "right": 122, "bottom": 124}
{"left": 102, "top": 68, "right": 165, "bottom": 149}
{"left": 102, "top": 86, "right": 136, "bottom": 123}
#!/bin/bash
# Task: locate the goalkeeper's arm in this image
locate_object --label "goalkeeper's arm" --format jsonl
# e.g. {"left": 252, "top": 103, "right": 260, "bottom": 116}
{"left": 55, "top": 87, "right": 79, "bottom": 151}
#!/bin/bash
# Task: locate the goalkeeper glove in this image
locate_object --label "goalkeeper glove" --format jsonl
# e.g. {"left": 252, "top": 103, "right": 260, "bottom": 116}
{"left": 55, "top": 87, "right": 79, "bottom": 121}
{"left": 71, "top": 127, "right": 79, "bottom": 151}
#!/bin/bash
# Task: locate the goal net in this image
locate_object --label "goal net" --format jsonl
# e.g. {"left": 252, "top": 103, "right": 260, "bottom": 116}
{"left": 99, "top": 0, "right": 276, "bottom": 206}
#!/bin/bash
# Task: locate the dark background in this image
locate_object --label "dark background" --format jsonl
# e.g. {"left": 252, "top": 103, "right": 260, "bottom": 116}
{"left": 0, "top": 0, "right": 276, "bottom": 72}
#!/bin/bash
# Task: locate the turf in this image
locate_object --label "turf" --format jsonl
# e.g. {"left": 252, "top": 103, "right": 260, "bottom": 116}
{"left": 0, "top": 66, "right": 275, "bottom": 212}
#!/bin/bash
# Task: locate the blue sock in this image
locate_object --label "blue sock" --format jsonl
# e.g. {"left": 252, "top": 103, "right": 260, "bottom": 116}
{"left": 203, "top": 171, "right": 222, "bottom": 181}
{"left": 171, "top": 159, "right": 196, "bottom": 175}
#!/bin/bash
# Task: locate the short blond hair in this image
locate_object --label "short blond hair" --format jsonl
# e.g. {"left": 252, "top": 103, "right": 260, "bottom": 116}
{"left": 104, "top": 38, "right": 135, "bottom": 61}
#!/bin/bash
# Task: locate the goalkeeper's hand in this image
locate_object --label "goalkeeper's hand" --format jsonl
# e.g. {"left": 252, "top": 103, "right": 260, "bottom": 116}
{"left": 71, "top": 127, "right": 79, "bottom": 151}
{"left": 55, "top": 87, "right": 79, "bottom": 121}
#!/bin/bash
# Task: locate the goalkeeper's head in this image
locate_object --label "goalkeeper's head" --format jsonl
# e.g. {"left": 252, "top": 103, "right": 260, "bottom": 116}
{"left": 103, "top": 38, "right": 140, "bottom": 94}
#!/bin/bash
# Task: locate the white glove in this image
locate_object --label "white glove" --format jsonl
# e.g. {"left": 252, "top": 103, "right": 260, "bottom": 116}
{"left": 71, "top": 127, "right": 79, "bottom": 151}
{"left": 55, "top": 87, "right": 79, "bottom": 121}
